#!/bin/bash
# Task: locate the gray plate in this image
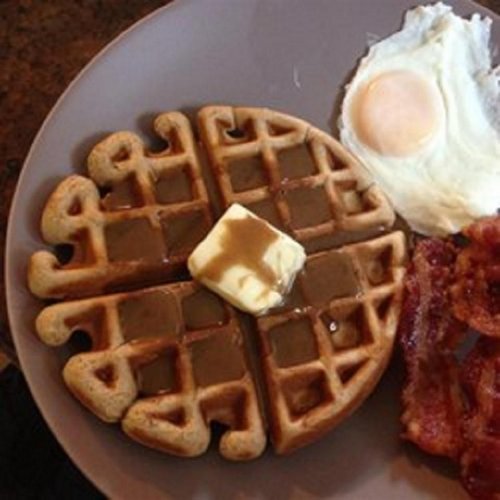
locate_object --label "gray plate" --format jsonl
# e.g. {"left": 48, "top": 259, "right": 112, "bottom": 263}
{"left": 6, "top": 1, "right": 496, "bottom": 498}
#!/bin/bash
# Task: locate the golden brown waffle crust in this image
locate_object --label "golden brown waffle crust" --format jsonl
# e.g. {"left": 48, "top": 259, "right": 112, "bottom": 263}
{"left": 198, "top": 106, "right": 393, "bottom": 240}
{"left": 28, "top": 112, "right": 212, "bottom": 299}
{"left": 258, "top": 231, "right": 407, "bottom": 454}
{"left": 31, "top": 105, "right": 407, "bottom": 461}
{"left": 36, "top": 281, "right": 266, "bottom": 460}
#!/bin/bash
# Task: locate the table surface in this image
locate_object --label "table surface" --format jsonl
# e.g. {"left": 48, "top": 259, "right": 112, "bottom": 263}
{"left": 0, "top": 0, "right": 499, "bottom": 360}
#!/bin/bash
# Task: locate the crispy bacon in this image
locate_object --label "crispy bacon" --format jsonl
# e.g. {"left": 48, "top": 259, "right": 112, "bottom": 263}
{"left": 460, "top": 337, "right": 500, "bottom": 500}
{"left": 452, "top": 217, "right": 500, "bottom": 338}
{"left": 399, "top": 238, "right": 466, "bottom": 459}
{"left": 398, "top": 217, "right": 500, "bottom": 498}
{"left": 465, "top": 216, "right": 500, "bottom": 250}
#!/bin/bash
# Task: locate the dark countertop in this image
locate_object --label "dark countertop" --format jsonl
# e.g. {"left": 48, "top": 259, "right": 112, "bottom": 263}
{"left": 1, "top": 0, "right": 499, "bottom": 356}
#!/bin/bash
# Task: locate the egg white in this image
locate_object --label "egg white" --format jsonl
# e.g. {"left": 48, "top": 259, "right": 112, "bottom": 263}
{"left": 339, "top": 2, "right": 500, "bottom": 236}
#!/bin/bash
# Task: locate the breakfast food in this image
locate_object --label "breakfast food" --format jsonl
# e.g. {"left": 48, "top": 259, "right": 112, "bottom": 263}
{"left": 339, "top": 2, "right": 500, "bottom": 236}
{"left": 198, "top": 106, "right": 395, "bottom": 250}
{"left": 460, "top": 338, "right": 500, "bottom": 500}
{"left": 199, "top": 105, "right": 407, "bottom": 453}
{"left": 336, "top": 3, "right": 500, "bottom": 497}
{"left": 399, "top": 238, "right": 465, "bottom": 460}
{"left": 30, "top": 106, "right": 407, "bottom": 459}
{"left": 36, "top": 282, "right": 266, "bottom": 460}
{"left": 398, "top": 217, "right": 500, "bottom": 499}
{"left": 452, "top": 215, "right": 500, "bottom": 338}
{"left": 17, "top": 0, "right": 500, "bottom": 498}
{"left": 255, "top": 231, "right": 405, "bottom": 453}
{"left": 188, "top": 203, "right": 306, "bottom": 315}
{"left": 28, "top": 112, "right": 212, "bottom": 299}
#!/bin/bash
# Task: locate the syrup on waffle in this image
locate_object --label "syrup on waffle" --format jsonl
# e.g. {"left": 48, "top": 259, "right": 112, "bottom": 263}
{"left": 31, "top": 106, "right": 407, "bottom": 460}
{"left": 257, "top": 233, "right": 406, "bottom": 453}
{"left": 29, "top": 112, "right": 212, "bottom": 299}
{"left": 197, "top": 106, "right": 395, "bottom": 252}
{"left": 36, "top": 282, "right": 266, "bottom": 460}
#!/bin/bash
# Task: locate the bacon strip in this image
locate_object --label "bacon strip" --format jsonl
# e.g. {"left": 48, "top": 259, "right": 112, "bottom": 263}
{"left": 452, "top": 216, "right": 500, "bottom": 338}
{"left": 398, "top": 218, "right": 500, "bottom": 498}
{"left": 399, "top": 238, "right": 466, "bottom": 459}
{"left": 460, "top": 337, "right": 500, "bottom": 500}
{"left": 465, "top": 216, "right": 500, "bottom": 250}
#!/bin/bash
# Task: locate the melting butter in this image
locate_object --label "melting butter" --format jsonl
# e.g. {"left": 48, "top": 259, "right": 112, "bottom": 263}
{"left": 188, "top": 204, "right": 306, "bottom": 315}
{"left": 200, "top": 214, "right": 280, "bottom": 289}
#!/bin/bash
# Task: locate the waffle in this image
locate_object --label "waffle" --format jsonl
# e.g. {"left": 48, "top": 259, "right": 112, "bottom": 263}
{"left": 257, "top": 232, "right": 406, "bottom": 453}
{"left": 36, "top": 281, "right": 266, "bottom": 460}
{"left": 29, "top": 112, "right": 212, "bottom": 299}
{"left": 197, "top": 106, "right": 406, "bottom": 452}
{"left": 198, "top": 106, "right": 395, "bottom": 251}
{"left": 31, "top": 106, "right": 407, "bottom": 460}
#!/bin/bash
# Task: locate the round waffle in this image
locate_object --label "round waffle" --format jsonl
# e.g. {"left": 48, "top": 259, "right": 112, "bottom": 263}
{"left": 29, "top": 106, "right": 407, "bottom": 459}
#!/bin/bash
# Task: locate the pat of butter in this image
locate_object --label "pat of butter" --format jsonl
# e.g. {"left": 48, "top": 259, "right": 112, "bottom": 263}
{"left": 188, "top": 203, "right": 306, "bottom": 316}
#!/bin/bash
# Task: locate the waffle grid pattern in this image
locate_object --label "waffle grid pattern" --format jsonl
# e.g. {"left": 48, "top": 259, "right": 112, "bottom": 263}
{"left": 36, "top": 281, "right": 266, "bottom": 460}
{"left": 29, "top": 112, "right": 212, "bottom": 298}
{"left": 256, "top": 232, "right": 406, "bottom": 452}
{"left": 31, "top": 106, "right": 407, "bottom": 460}
{"left": 198, "top": 106, "right": 394, "bottom": 243}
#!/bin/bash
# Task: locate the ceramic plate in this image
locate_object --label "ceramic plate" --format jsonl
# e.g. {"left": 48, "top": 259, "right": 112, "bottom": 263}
{"left": 6, "top": 1, "right": 497, "bottom": 498}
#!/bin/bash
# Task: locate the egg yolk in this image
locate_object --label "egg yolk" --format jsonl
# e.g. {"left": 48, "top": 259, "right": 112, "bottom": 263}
{"left": 351, "top": 70, "right": 442, "bottom": 156}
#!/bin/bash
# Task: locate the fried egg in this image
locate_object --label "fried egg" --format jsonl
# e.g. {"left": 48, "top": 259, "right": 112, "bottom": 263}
{"left": 339, "top": 2, "right": 500, "bottom": 236}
